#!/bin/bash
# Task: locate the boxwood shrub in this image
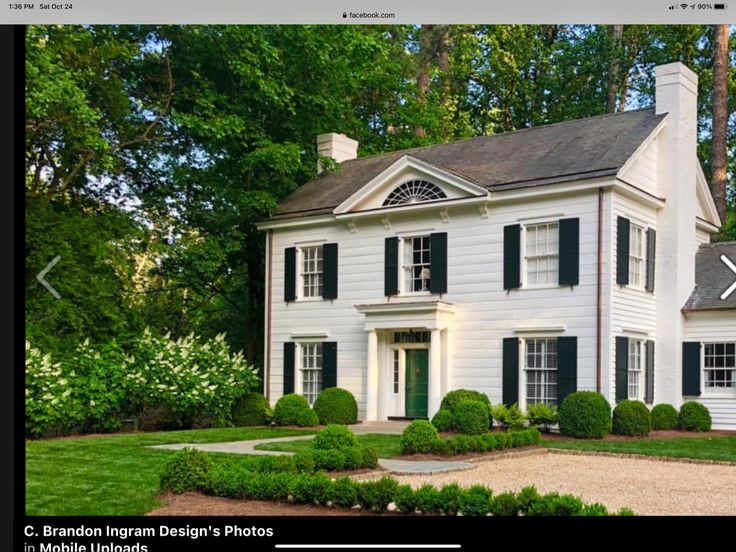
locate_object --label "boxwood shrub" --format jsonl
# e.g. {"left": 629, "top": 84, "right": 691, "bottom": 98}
{"left": 558, "top": 391, "right": 611, "bottom": 438}
{"left": 453, "top": 400, "right": 490, "bottom": 435}
{"left": 313, "top": 388, "right": 358, "bottom": 425}
{"left": 651, "top": 404, "right": 679, "bottom": 430}
{"left": 612, "top": 400, "right": 651, "bottom": 436}
{"left": 295, "top": 409, "right": 319, "bottom": 427}
{"left": 400, "top": 420, "right": 439, "bottom": 454}
{"left": 159, "top": 448, "right": 212, "bottom": 494}
{"left": 273, "top": 394, "right": 311, "bottom": 426}
{"left": 231, "top": 392, "right": 272, "bottom": 426}
{"left": 312, "top": 424, "right": 359, "bottom": 450}
{"left": 440, "top": 389, "right": 491, "bottom": 413}
{"left": 430, "top": 409, "right": 455, "bottom": 432}
{"left": 678, "top": 401, "right": 712, "bottom": 432}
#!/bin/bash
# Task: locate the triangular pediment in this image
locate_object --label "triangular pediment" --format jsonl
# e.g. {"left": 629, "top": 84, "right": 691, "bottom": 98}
{"left": 333, "top": 155, "right": 487, "bottom": 215}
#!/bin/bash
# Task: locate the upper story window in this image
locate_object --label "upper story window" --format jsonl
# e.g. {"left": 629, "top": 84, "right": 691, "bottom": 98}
{"left": 628, "top": 223, "right": 645, "bottom": 289}
{"left": 403, "top": 235, "right": 431, "bottom": 292}
{"left": 704, "top": 342, "right": 735, "bottom": 393}
{"left": 301, "top": 245, "right": 323, "bottom": 298}
{"left": 383, "top": 180, "right": 447, "bottom": 206}
{"left": 525, "top": 222, "right": 559, "bottom": 286}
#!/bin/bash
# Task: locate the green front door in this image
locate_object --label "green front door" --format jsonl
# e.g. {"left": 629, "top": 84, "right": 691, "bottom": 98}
{"left": 405, "top": 349, "right": 429, "bottom": 418}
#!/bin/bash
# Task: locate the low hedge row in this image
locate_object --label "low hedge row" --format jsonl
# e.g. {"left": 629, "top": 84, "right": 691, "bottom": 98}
{"left": 159, "top": 449, "right": 632, "bottom": 516}
{"left": 400, "top": 422, "right": 541, "bottom": 456}
{"left": 294, "top": 446, "right": 378, "bottom": 472}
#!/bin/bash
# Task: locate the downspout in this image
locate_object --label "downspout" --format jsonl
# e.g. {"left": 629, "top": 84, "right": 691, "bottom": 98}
{"left": 596, "top": 188, "right": 604, "bottom": 393}
{"left": 265, "top": 229, "right": 273, "bottom": 401}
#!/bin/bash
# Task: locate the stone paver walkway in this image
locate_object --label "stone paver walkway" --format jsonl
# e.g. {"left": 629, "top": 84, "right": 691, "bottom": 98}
{"left": 149, "top": 421, "right": 472, "bottom": 474}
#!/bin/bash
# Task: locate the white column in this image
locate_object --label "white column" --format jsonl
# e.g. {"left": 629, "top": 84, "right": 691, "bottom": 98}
{"left": 441, "top": 329, "right": 451, "bottom": 397}
{"left": 429, "top": 328, "right": 442, "bottom": 417}
{"left": 366, "top": 329, "right": 379, "bottom": 421}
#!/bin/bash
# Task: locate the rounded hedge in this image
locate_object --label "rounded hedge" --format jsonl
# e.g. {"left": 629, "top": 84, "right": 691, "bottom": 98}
{"left": 678, "top": 401, "right": 712, "bottom": 432}
{"left": 296, "top": 409, "right": 320, "bottom": 427}
{"left": 273, "top": 394, "right": 311, "bottom": 426}
{"left": 312, "top": 424, "right": 359, "bottom": 450}
{"left": 651, "top": 404, "right": 679, "bottom": 430}
{"left": 400, "top": 420, "right": 439, "bottom": 454}
{"left": 231, "top": 392, "right": 271, "bottom": 426}
{"left": 558, "top": 391, "right": 611, "bottom": 438}
{"left": 431, "top": 409, "right": 455, "bottom": 432}
{"left": 440, "top": 389, "right": 491, "bottom": 414}
{"left": 313, "top": 388, "right": 358, "bottom": 425}
{"left": 453, "top": 401, "right": 490, "bottom": 435}
{"left": 612, "top": 400, "right": 651, "bottom": 436}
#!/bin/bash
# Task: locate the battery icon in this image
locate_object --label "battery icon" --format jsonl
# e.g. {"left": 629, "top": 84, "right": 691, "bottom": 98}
{"left": 715, "top": 3, "right": 726, "bottom": 8}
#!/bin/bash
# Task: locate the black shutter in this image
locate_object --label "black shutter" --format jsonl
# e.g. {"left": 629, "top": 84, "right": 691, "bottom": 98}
{"left": 503, "top": 225, "right": 521, "bottom": 290}
{"left": 616, "top": 217, "right": 630, "bottom": 286}
{"left": 384, "top": 237, "right": 399, "bottom": 296}
{"left": 615, "top": 336, "right": 629, "bottom": 403}
{"left": 322, "top": 342, "right": 337, "bottom": 389}
{"left": 557, "top": 336, "right": 578, "bottom": 404}
{"left": 283, "top": 342, "right": 295, "bottom": 394}
{"left": 645, "top": 340, "right": 655, "bottom": 404}
{"left": 645, "top": 228, "right": 656, "bottom": 293}
{"left": 502, "top": 337, "right": 520, "bottom": 406}
{"left": 429, "top": 232, "right": 448, "bottom": 294}
{"left": 558, "top": 218, "right": 580, "bottom": 286}
{"left": 322, "top": 243, "right": 338, "bottom": 299}
{"left": 284, "top": 247, "right": 296, "bottom": 302}
{"left": 682, "top": 342, "right": 702, "bottom": 396}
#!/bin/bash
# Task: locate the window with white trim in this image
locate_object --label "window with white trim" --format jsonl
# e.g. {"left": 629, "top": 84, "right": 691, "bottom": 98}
{"left": 392, "top": 350, "right": 400, "bottom": 394}
{"left": 524, "top": 222, "right": 559, "bottom": 286}
{"left": 704, "top": 343, "right": 735, "bottom": 393}
{"left": 525, "top": 338, "right": 558, "bottom": 406}
{"left": 383, "top": 180, "right": 447, "bottom": 206}
{"left": 301, "top": 245, "right": 323, "bottom": 298}
{"left": 301, "top": 342, "right": 323, "bottom": 405}
{"left": 628, "top": 224, "right": 645, "bottom": 289}
{"left": 628, "top": 339, "right": 644, "bottom": 400}
{"left": 403, "top": 235, "right": 431, "bottom": 292}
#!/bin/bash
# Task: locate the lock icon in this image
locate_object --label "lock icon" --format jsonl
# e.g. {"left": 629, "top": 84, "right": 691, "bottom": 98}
{"left": 342, "top": 11, "right": 347, "bottom": 18}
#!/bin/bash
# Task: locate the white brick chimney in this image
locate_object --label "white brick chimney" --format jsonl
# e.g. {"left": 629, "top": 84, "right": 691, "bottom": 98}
{"left": 316, "top": 132, "right": 358, "bottom": 173}
{"left": 654, "top": 62, "right": 698, "bottom": 407}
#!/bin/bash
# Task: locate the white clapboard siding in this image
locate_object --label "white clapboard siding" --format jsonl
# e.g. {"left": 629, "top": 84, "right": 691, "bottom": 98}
{"left": 683, "top": 311, "right": 736, "bottom": 430}
{"left": 695, "top": 227, "right": 711, "bottom": 247}
{"left": 609, "top": 190, "right": 658, "bottom": 400}
{"left": 270, "top": 189, "right": 603, "bottom": 417}
{"left": 619, "top": 135, "right": 659, "bottom": 196}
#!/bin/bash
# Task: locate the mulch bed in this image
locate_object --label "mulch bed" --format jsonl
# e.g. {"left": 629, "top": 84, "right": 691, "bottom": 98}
{"left": 148, "top": 492, "right": 395, "bottom": 516}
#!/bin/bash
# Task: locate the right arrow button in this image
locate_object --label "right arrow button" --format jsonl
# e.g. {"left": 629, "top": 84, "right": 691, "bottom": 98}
{"left": 720, "top": 254, "right": 736, "bottom": 300}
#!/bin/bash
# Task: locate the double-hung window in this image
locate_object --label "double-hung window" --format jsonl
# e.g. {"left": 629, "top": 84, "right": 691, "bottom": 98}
{"left": 301, "top": 245, "right": 323, "bottom": 298}
{"left": 301, "top": 342, "right": 323, "bottom": 405}
{"left": 403, "top": 235, "right": 431, "bottom": 292}
{"left": 525, "top": 222, "right": 559, "bottom": 286}
{"left": 628, "top": 224, "right": 645, "bottom": 289}
{"left": 704, "top": 343, "right": 736, "bottom": 393}
{"left": 525, "top": 338, "right": 558, "bottom": 406}
{"left": 627, "top": 339, "right": 644, "bottom": 400}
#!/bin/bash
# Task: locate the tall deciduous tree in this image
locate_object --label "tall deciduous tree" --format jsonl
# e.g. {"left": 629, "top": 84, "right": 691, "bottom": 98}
{"left": 711, "top": 24, "right": 729, "bottom": 223}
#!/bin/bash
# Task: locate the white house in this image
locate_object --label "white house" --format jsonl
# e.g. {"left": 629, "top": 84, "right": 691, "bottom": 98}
{"left": 257, "top": 62, "right": 736, "bottom": 429}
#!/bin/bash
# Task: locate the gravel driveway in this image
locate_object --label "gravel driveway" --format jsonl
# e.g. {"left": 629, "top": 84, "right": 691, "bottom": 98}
{"left": 382, "top": 450, "right": 736, "bottom": 515}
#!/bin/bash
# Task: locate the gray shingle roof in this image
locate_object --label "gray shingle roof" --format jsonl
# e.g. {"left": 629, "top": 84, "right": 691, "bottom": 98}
{"left": 684, "top": 242, "right": 736, "bottom": 311}
{"left": 274, "top": 108, "right": 665, "bottom": 219}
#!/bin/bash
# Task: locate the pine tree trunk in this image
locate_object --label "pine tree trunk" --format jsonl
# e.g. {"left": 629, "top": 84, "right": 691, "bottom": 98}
{"left": 607, "top": 25, "right": 624, "bottom": 113}
{"left": 413, "top": 25, "right": 433, "bottom": 138}
{"left": 711, "top": 24, "right": 729, "bottom": 223}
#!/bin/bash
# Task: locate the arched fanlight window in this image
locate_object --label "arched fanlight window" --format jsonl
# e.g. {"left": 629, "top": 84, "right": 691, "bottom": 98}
{"left": 382, "top": 180, "right": 447, "bottom": 206}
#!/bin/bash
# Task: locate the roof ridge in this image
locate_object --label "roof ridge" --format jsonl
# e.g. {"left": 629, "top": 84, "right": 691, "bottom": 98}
{"left": 341, "top": 107, "right": 658, "bottom": 165}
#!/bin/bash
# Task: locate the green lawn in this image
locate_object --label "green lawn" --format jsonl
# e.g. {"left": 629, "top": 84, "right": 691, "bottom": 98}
{"left": 255, "top": 433, "right": 403, "bottom": 458}
{"left": 26, "top": 427, "right": 315, "bottom": 516}
{"left": 543, "top": 436, "right": 736, "bottom": 462}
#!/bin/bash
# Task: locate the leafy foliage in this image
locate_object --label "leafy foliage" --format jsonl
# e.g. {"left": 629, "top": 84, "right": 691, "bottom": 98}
{"left": 651, "top": 404, "right": 679, "bottom": 430}
{"left": 453, "top": 400, "right": 490, "bottom": 435}
{"left": 678, "top": 401, "right": 712, "bottom": 432}
{"left": 440, "top": 389, "right": 491, "bottom": 413}
{"left": 312, "top": 424, "right": 359, "bottom": 450}
{"left": 558, "top": 391, "right": 611, "bottom": 439}
{"left": 490, "top": 403, "right": 527, "bottom": 430}
{"left": 159, "top": 448, "right": 212, "bottom": 494}
{"left": 400, "top": 420, "right": 439, "bottom": 454}
{"left": 430, "top": 409, "right": 455, "bottom": 432}
{"left": 312, "top": 388, "right": 358, "bottom": 425}
{"left": 232, "top": 392, "right": 272, "bottom": 427}
{"left": 612, "top": 400, "right": 652, "bottom": 436}
{"left": 526, "top": 403, "right": 559, "bottom": 432}
{"left": 295, "top": 409, "right": 320, "bottom": 427}
{"left": 272, "top": 394, "right": 311, "bottom": 426}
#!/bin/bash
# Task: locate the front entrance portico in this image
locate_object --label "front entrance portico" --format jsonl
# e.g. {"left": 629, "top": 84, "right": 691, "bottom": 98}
{"left": 355, "top": 301, "right": 454, "bottom": 421}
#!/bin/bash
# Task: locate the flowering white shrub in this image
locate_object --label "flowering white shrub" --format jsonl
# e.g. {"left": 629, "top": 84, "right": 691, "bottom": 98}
{"left": 125, "top": 329, "right": 259, "bottom": 426}
{"left": 25, "top": 341, "right": 79, "bottom": 435}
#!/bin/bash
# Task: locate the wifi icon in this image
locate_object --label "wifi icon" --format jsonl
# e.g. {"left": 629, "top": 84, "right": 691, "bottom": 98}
{"left": 681, "top": 3, "right": 689, "bottom": 8}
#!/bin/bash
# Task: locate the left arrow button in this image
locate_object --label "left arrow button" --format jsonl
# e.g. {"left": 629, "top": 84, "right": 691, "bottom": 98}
{"left": 37, "top": 255, "right": 61, "bottom": 299}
